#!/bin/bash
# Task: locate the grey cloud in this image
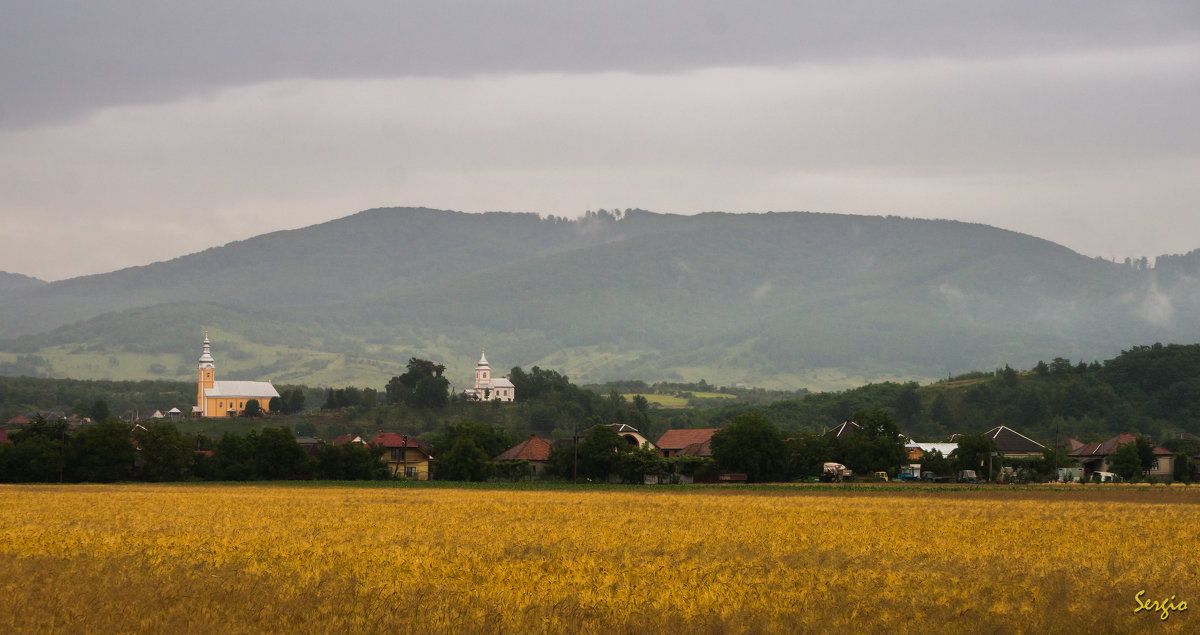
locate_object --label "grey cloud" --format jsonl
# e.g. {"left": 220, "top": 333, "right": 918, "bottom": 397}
{"left": 1, "top": 1, "right": 1196, "bottom": 128}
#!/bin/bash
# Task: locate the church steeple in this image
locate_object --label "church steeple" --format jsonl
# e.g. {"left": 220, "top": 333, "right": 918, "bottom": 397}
{"left": 474, "top": 348, "right": 491, "bottom": 390}
{"left": 197, "top": 332, "right": 216, "bottom": 415}
{"left": 198, "top": 334, "right": 215, "bottom": 369}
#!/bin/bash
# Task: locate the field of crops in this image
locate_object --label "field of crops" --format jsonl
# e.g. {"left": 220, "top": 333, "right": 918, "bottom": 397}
{"left": 1, "top": 483, "right": 1196, "bottom": 632}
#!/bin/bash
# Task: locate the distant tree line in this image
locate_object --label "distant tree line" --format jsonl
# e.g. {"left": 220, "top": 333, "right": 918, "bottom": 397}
{"left": 0, "top": 416, "right": 388, "bottom": 483}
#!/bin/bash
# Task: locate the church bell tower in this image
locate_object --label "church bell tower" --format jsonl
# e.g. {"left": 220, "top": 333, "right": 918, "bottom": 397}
{"left": 197, "top": 334, "right": 216, "bottom": 415}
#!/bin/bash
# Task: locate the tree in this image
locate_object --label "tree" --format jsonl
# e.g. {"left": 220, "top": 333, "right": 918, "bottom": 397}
{"left": 951, "top": 433, "right": 997, "bottom": 479}
{"left": 211, "top": 432, "right": 257, "bottom": 480}
{"left": 1109, "top": 442, "right": 1143, "bottom": 481}
{"left": 785, "top": 432, "right": 830, "bottom": 479}
{"left": 409, "top": 375, "right": 449, "bottom": 409}
{"left": 66, "top": 420, "right": 136, "bottom": 482}
{"left": 275, "top": 388, "right": 306, "bottom": 414}
{"left": 90, "top": 399, "right": 110, "bottom": 422}
{"left": 920, "top": 449, "right": 953, "bottom": 477}
{"left": 385, "top": 358, "right": 450, "bottom": 408}
{"left": 837, "top": 409, "right": 908, "bottom": 476}
{"left": 242, "top": 399, "right": 262, "bottom": 418}
{"left": 433, "top": 421, "right": 514, "bottom": 460}
{"left": 1110, "top": 437, "right": 1157, "bottom": 481}
{"left": 894, "top": 383, "right": 922, "bottom": 425}
{"left": 1174, "top": 453, "right": 1193, "bottom": 483}
{"left": 316, "top": 442, "right": 389, "bottom": 480}
{"left": 254, "top": 427, "right": 315, "bottom": 480}
{"left": 710, "top": 412, "right": 787, "bottom": 482}
{"left": 616, "top": 446, "right": 667, "bottom": 483}
{"left": 575, "top": 424, "right": 629, "bottom": 481}
{"left": 436, "top": 437, "right": 494, "bottom": 481}
{"left": 0, "top": 416, "right": 68, "bottom": 482}
{"left": 135, "top": 423, "right": 193, "bottom": 481}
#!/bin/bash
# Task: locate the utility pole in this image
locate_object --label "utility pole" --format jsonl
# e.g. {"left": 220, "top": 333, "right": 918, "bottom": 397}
{"left": 572, "top": 422, "right": 579, "bottom": 485}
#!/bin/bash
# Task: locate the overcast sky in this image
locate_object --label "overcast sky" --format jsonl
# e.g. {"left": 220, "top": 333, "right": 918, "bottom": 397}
{"left": 1, "top": 1, "right": 1197, "bottom": 281}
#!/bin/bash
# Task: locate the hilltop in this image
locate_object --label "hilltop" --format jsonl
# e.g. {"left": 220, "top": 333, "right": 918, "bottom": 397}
{"left": 1, "top": 207, "right": 1198, "bottom": 389}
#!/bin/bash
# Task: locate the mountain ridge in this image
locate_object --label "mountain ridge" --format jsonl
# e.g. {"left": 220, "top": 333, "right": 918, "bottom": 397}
{"left": 1, "top": 208, "right": 1197, "bottom": 390}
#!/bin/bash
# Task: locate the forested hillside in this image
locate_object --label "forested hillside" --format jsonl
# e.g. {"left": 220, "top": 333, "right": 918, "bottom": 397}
{"left": 2, "top": 208, "right": 1198, "bottom": 389}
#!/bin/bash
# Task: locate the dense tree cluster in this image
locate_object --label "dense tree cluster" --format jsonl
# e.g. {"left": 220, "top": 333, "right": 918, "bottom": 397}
{"left": 385, "top": 358, "right": 449, "bottom": 409}
{"left": 0, "top": 417, "right": 388, "bottom": 483}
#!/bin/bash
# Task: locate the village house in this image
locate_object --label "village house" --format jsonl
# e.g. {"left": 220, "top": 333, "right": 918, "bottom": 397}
{"left": 371, "top": 432, "right": 433, "bottom": 480}
{"left": 494, "top": 436, "right": 553, "bottom": 476}
{"left": 331, "top": 433, "right": 367, "bottom": 446}
{"left": 656, "top": 428, "right": 719, "bottom": 458}
{"left": 463, "top": 350, "right": 515, "bottom": 402}
{"left": 1068, "top": 431, "right": 1174, "bottom": 480}
{"left": 193, "top": 335, "right": 280, "bottom": 418}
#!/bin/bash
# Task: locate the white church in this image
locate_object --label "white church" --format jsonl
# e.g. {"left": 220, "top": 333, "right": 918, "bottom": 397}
{"left": 463, "top": 350, "right": 515, "bottom": 402}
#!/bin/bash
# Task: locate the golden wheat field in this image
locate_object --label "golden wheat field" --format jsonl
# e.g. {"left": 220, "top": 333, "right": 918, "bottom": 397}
{"left": 1, "top": 484, "right": 1197, "bottom": 634}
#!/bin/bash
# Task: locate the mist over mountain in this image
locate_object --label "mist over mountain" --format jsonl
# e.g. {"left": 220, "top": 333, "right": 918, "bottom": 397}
{"left": 1, "top": 208, "right": 1197, "bottom": 390}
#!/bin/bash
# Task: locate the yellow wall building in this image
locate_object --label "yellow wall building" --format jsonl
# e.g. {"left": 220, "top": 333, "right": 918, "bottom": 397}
{"left": 194, "top": 336, "right": 280, "bottom": 418}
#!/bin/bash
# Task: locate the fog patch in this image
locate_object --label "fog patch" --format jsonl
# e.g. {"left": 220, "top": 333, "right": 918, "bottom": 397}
{"left": 1130, "top": 277, "right": 1175, "bottom": 328}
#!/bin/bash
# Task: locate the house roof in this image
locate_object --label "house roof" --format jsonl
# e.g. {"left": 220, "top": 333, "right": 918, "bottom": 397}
{"left": 491, "top": 378, "right": 515, "bottom": 389}
{"left": 656, "top": 428, "right": 720, "bottom": 451}
{"left": 828, "top": 420, "right": 861, "bottom": 438}
{"left": 370, "top": 433, "right": 432, "bottom": 457}
{"left": 331, "top": 434, "right": 365, "bottom": 446}
{"left": 1069, "top": 432, "right": 1173, "bottom": 458}
{"left": 205, "top": 380, "right": 280, "bottom": 400}
{"left": 1064, "top": 437, "right": 1086, "bottom": 452}
{"left": 495, "top": 436, "right": 553, "bottom": 462}
{"left": 675, "top": 439, "right": 713, "bottom": 457}
{"left": 983, "top": 425, "right": 1045, "bottom": 455}
{"left": 609, "top": 423, "right": 641, "bottom": 434}
{"left": 5, "top": 414, "right": 32, "bottom": 425}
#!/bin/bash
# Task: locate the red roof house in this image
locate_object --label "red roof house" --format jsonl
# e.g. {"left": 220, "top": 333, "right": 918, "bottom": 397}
{"left": 5, "top": 414, "right": 32, "bottom": 425}
{"left": 370, "top": 433, "right": 433, "bottom": 480}
{"left": 1069, "top": 432, "right": 1175, "bottom": 479}
{"left": 495, "top": 436, "right": 553, "bottom": 462}
{"left": 656, "top": 428, "right": 720, "bottom": 457}
{"left": 494, "top": 436, "right": 554, "bottom": 476}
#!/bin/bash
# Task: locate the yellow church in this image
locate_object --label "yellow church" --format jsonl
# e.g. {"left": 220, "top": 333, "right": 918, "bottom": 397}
{"left": 193, "top": 335, "right": 280, "bottom": 418}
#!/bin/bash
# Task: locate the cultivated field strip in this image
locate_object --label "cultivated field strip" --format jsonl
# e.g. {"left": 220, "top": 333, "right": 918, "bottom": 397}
{"left": 0, "top": 484, "right": 1196, "bottom": 633}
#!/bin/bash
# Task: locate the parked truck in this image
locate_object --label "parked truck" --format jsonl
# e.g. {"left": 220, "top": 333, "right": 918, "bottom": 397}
{"left": 957, "top": 470, "right": 978, "bottom": 484}
{"left": 898, "top": 464, "right": 922, "bottom": 482}
{"left": 821, "top": 462, "right": 852, "bottom": 483}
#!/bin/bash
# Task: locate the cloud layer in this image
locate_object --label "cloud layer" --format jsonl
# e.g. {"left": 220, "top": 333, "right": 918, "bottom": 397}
{"left": 1, "top": 3, "right": 1197, "bottom": 280}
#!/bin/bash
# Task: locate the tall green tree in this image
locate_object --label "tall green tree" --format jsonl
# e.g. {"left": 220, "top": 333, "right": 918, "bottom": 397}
{"left": 66, "top": 420, "right": 136, "bottom": 482}
{"left": 710, "top": 412, "right": 787, "bottom": 482}
{"left": 135, "top": 423, "right": 193, "bottom": 481}
{"left": 0, "top": 416, "right": 68, "bottom": 482}
{"left": 436, "top": 437, "right": 494, "bottom": 481}
{"left": 575, "top": 424, "right": 629, "bottom": 481}
{"left": 951, "top": 433, "right": 997, "bottom": 479}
